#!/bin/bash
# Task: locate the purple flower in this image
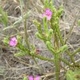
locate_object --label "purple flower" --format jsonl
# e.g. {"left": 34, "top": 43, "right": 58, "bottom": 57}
{"left": 28, "top": 75, "right": 40, "bottom": 80}
{"left": 43, "top": 9, "right": 52, "bottom": 20}
{"left": 9, "top": 37, "right": 17, "bottom": 47}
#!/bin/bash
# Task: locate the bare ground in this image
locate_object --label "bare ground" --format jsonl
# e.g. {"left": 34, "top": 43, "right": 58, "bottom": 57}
{"left": 0, "top": 0, "right": 80, "bottom": 80}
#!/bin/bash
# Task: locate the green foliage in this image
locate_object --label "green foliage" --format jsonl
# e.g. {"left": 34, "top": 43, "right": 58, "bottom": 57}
{"left": 66, "top": 70, "right": 76, "bottom": 80}
{"left": 23, "top": 76, "right": 28, "bottom": 80}
{"left": 66, "top": 70, "right": 80, "bottom": 80}
{"left": 44, "top": 0, "right": 50, "bottom": 8}
{"left": 57, "top": 45, "right": 68, "bottom": 54}
{"left": 36, "top": 32, "right": 44, "bottom": 40}
{"left": 2, "top": 0, "right": 80, "bottom": 80}
{"left": 78, "top": 20, "right": 80, "bottom": 26}
{"left": 0, "top": 6, "right": 8, "bottom": 27}
{"left": 33, "top": 20, "right": 42, "bottom": 33}
{"left": 47, "top": 29, "right": 53, "bottom": 40}
{"left": 14, "top": 51, "right": 28, "bottom": 57}
{"left": 3, "top": 11, "right": 31, "bottom": 30}
{"left": 3, "top": 37, "right": 9, "bottom": 45}
{"left": 46, "top": 41, "right": 55, "bottom": 54}
{"left": 34, "top": 0, "right": 66, "bottom": 56}
{"left": 14, "top": 36, "right": 30, "bottom": 57}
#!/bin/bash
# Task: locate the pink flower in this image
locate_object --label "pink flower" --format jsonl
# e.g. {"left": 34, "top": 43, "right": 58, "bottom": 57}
{"left": 9, "top": 37, "right": 17, "bottom": 47}
{"left": 43, "top": 9, "right": 52, "bottom": 20}
{"left": 28, "top": 75, "right": 40, "bottom": 80}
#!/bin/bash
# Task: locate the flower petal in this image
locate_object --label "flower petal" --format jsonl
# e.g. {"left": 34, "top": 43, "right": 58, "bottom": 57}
{"left": 9, "top": 37, "right": 17, "bottom": 47}
{"left": 28, "top": 76, "right": 34, "bottom": 80}
{"left": 42, "top": 9, "right": 52, "bottom": 20}
{"left": 34, "top": 76, "right": 40, "bottom": 80}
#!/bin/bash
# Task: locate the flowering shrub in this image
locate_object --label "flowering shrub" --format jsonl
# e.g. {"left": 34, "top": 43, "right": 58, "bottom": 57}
{"left": 1, "top": 0, "right": 80, "bottom": 80}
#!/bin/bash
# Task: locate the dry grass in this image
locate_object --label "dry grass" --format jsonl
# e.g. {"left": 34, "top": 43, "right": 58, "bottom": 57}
{"left": 0, "top": 0, "right": 80, "bottom": 80}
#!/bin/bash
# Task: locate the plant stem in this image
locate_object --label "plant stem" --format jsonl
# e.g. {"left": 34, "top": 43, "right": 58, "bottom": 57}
{"left": 20, "top": 0, "right": 30, "bottom": 52}
{"left": 66, "top": 50, "right": 76, "bottom": 67}
{"left": 54, "top": 54, "right": 60, "bottom": 80}
{"left": 56, "top": 25, "right": 64, "bottom": 46}
{"left": 51, "top": 23, "right": 61, "bottom": 80}
{"left": 56, "top": 24, "right": 76, "bottom": 67}
{"left": 24, "top": 19, "right": 30, "bottom": 51}
{"left": 71, "top": 47, "right": 80, "bottom": 56}
{"left": 32, "top": 53, "right": 54, "bottom": 62}
{"left": 60, "top": 58, "right": 72, "bottom": 67}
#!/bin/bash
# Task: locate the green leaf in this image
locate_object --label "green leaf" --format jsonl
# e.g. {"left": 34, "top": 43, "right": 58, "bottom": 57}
{"left": 23, "top": 10, "right": 31, "bottom": 19}
{"left": 17, "top": 35, "right": 22, "bottom": 41}
{"left": 57, "top": 45, "right": 68, "bottom": 54}
{"left": 66, "top": 70, "right": 75, "bottom": 80}
{"left": 33, "top": 20, "right": 42, "bottom": 33}
{"left": 14, "top": 51, "right": 28, "bottom": 57}
{"left": 43, "top": 17, "right": 48, "bottom": 33}
{"left": 17, "top": 43, "right": 29, "bottom": 53}
{"left": 3, "top": 37, "right": 9, "bottom": 45}
{"left": 74, "top": 69, "right": 80, "bottom": 80}
{"left": 46, "top": 41, "right": 56, "bottom": 54}
{"left": 49, "top": 1, "right": 56, "bottom": 13}
{"left": 66, "top": 70, "right": 80, "bottom": 80}
{"left": 71, "top": 47, "right": 80, "bottom": 56}
{"left": 57, "top": 5, "right": 63, "bottom": 17}
{"left": 13, "top": 17, "right": 22, "bottom": 25}
{"left": 44, "top": 0, "right": 50, "bottom": 8}
{"left": 23, "top": 76, "right": 28, "bottom": 80}
{"left": 47, "top": 29, "right": 53, "bottom": 40}
{"left": 3, "top": 11, "right": 30, "bottom": 30}
{"left": 0, "top": 6, "right": 8, "bottom": 27}
{"left": 36, "top": 32, "right": 44, "bottom": 40}
{"left": 3, "top": 17, "right": 22, "bottom": 30}
{"left": 78, "top": 20, "right": 80, "bottom": 26}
